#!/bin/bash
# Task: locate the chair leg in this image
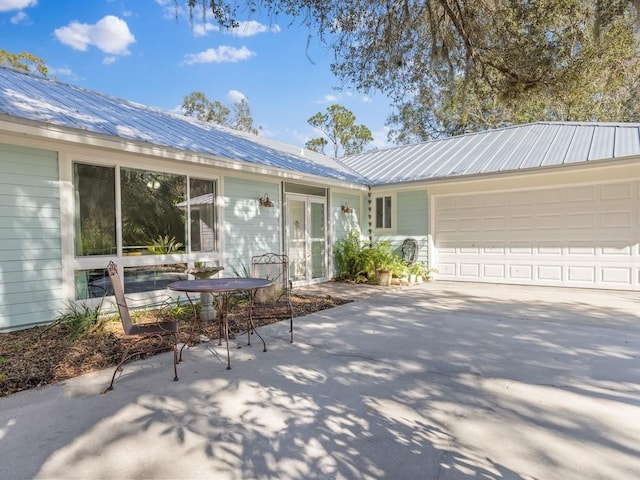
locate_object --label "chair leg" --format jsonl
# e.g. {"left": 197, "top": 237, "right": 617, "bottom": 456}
{"left": 290, "top": 314, "right": 294, "bottom": 343}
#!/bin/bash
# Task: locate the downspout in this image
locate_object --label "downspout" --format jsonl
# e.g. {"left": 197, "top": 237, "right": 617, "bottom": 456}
{"left": 367, "top": 185, "right": 373, "bottom": 246}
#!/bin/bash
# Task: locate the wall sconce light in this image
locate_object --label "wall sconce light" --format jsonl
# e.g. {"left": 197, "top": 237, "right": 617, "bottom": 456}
{"left": 259, "top": 193, "right": 274, "bottom": 207}
{"left": 341, "top": 203, "right": 353, "bottom": 214}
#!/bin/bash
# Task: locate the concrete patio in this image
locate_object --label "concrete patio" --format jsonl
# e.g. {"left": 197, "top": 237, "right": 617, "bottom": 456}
{"left": 1, "top": 281, "right": 639, "bottom": 479}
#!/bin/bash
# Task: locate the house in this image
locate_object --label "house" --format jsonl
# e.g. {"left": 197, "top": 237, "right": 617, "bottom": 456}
{"left": 1, "top": 65, "right": 639, "bottom": 332}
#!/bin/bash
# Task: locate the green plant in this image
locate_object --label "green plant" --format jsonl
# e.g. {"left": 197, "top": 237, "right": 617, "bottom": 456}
{"left": 334, "top": 231, "right": 406, "bottom": 282}
{"left": 333, "top": 230, "right": 370, "bottom": 283}
{"left": 147, "top": 235, "right": 184, "bottom": 254}
{"left": 50, "top": 300, "right": 106, "bottom": 338}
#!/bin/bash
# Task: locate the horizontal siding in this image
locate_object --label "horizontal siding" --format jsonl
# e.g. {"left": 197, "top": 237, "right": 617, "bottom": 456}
{"left": 0, "top": 143, "right": 63, "bottom": 331}
{"left": 331, "top": 192, "right": 362, "bottom": 241}
{"left": 223, "top": 176, "right": 281, "bottom": 273}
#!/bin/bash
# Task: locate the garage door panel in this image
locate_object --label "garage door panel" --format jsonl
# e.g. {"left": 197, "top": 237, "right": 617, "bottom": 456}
{"left": 460, "top": 263, "right": 480, "bottom": 277}
{"left": 602, "top": 267, "right": 632, "bottom": 285}
{"left": 601, "top": 182, "right": 632, "bottom": 200}
{"left": 601, "top": 211, "right": 632, "bottom": 228}
{"left": 567, "top": 186, "right": 596, "bottom": 202}
{"left": 538, "top": 265, "right": 563, "bottom": 281}
{"left": 483, "top": 264, "right": 506, "bottom": 278}
{"left": 435, "top": 181, "right": 640, "bottom": 290}
{"left": 510, "top": 265, "right": 533, "bottom": 280}
{"left": 567, "top": 266, "right": 596, "bottom": 282}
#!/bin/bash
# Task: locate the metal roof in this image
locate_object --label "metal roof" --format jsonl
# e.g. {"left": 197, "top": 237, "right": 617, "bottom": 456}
{"left": 2, "top": 67, "right": 639, "bottom": 188}
{"left": 0, "top": 66, "right": 367, "bottom": 185}
{"left": 342, "top": 122, "right": 640, "bottom": 185}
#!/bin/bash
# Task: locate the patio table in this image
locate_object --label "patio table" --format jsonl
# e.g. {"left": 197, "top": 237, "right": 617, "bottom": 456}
{"left": 168, "top": 278, "right": 272, "bottom": 369}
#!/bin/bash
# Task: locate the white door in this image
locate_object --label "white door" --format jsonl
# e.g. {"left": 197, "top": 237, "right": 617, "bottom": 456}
{"left": 434, "top": 181, "right": 640, "bottom": 290}
{"left": 286, "top": 194, "right": 327, "bottom": 286}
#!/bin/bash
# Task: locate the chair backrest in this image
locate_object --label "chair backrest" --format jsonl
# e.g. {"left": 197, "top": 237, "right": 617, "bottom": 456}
{"left": 251, "top": 253, "right": 291, "bottom": 301}
{"left": 106, "top": 261, "right": 134, "bottom": 334}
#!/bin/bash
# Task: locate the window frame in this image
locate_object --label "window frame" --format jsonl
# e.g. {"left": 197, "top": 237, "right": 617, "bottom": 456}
{"left": 373, "top": 193, "right": 396, "bottom": 232}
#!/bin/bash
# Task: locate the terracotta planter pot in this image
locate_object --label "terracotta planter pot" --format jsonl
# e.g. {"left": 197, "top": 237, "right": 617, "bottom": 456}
{"left": 376, "top": 269, "right": 392, "bottom": 286}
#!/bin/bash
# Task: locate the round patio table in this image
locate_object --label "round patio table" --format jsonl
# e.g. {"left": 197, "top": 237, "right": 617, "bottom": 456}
{"left": 168, "top": 278, "right": 272, "bottom": 369}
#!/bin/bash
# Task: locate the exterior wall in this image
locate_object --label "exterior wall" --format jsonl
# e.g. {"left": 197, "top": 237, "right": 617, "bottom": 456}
{"left": 222, "top": 176, "right": 282, "bottom": 275}
{"left": 330, "top": 191, "right": 364, "bottom": 277}
{"left": 0, "top": 143, "right": 63, "bottom": 331}
{"left": 372, "top": 188, "right": 429, "bottom": 265}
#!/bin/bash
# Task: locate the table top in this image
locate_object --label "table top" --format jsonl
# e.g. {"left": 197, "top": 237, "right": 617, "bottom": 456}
{"left": 167, "top": 277, "right": 272, "bottom": 293}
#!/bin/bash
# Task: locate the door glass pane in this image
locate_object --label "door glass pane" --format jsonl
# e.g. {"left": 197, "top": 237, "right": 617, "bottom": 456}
{"left": 120, "top": 168, "right": 187, "bottom": 255}
{"left": 189, "top": 178, "right": 216, "bottom": 252}
{"left": 73, "top": 163, "right": 116, "bottom": 256}
{"left": 289, "top": 199, "right": 306, "bottom": 282}
{"left": 310, "top": 202, "right": 325, "bottom": 279}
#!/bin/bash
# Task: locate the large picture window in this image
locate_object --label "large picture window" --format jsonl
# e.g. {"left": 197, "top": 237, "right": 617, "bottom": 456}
{"left": 73, "top": 162, "right": 218, "bottom": 299}
{"left": 120, "top": 168, "right": 187, "bottom": 255}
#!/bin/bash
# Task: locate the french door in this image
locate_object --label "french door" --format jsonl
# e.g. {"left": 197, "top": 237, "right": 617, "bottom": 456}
{"left": 286, "top": 194, "right": 327, "bottom": 286}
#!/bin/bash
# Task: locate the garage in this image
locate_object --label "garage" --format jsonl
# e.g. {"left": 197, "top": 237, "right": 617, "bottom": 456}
{"left": 434, "top": 180, "right": 640, "bottom": 290}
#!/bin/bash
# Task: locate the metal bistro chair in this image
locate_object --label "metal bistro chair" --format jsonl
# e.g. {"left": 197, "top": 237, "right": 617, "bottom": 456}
{"left": 249, "top": 253, "right": 294, "bottom": 344}
{"left": 103, "top": 261, "right": 179, "bottom": 394}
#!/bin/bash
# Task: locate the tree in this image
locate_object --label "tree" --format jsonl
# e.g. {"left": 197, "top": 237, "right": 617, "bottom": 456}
{"left": 183, "top": 1, "right": 640, "bottom": 142}
{"left": 182, "top": 91, "right": 259, "bottom": 134}
{"left": 182, "top": 91, "right": 230, "bottom": 124}
{"left": 0, "top": 49, "right": 48, "bottom": 76}
{"left": 305, "top": 104, "right": 373, "bottom": 158}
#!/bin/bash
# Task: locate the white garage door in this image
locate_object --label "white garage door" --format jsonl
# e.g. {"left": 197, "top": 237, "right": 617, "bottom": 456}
{"left": 434, "top": 181, "right": 640, "bottom": 290}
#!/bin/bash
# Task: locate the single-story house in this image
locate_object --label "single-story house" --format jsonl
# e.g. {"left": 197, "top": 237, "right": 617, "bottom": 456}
{"left": 1, "top": 65, "right": 638, "bottom": 331}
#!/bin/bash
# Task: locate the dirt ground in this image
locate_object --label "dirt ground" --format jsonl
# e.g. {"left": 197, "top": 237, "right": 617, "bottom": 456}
{"left": 0, "top": 294, "right": 350, "bottom": 398}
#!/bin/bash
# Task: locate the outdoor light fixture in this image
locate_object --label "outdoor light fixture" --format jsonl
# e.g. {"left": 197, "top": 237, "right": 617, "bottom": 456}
{"left": 341, "top": 203, "right": 353, "bottom": 214}
{"left": 259, "top": 193, "right": 274, "bottom": 207}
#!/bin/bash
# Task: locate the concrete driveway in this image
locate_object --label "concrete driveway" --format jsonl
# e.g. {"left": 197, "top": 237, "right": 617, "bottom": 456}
{"left": 1, "top": 281, "right": 639, "bottom": 479}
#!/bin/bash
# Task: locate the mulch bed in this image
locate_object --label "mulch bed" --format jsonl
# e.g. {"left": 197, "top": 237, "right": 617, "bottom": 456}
{"left": 0, "top": 294, "right": 351, "bottom": 398}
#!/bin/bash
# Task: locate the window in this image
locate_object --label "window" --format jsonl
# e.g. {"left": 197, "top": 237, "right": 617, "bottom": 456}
{"left": 375, "top": 195, "right": 392, "bottom": 229}
{"left": 73, "top": 163, "right": 116, "bottom": 256}
{"left": 73, "top": 162, "right": 218, "bottom": 298}
{"left": 120, "top": 168, "right": 187, "bottom": 255}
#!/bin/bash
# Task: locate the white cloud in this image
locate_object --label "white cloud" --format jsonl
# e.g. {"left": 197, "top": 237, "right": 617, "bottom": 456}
{"left": 193, "top": 22, "right": 219, "bottom": 37}
{"left": 0, "top": 0, "right": 36, "bottom": 12}
{"left": 102, "top": 56, "right": 117, "bottom": 65}
{"left": 48, "top": 66, "right": 79, "bottom": 80}
{"left": 54, "top": 15, "right": 135, "bottom": 55}
{"left": 228, "top": 20, "right": 280, "bottom": 38}
{"left": 184, "top": 46, "right": 255, "bottom": 64}
{"left": 9, "top": 10, "right": 27, "bottom": 23}
{"left": 227, "top": 89, "right": 246, "bottom": 103}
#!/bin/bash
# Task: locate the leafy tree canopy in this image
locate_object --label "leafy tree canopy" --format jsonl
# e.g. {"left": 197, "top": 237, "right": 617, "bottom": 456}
{"left": 182, "top": 1, "right": 640, "bottom": 142}
{"left": 0, "top": 50, "right": 48, "bottom": 76}
{"left": 305, "top": 104, "right": 373, "bottom": 158}
{"left": 182, "top": 91, "right": 259, "bottom": 134}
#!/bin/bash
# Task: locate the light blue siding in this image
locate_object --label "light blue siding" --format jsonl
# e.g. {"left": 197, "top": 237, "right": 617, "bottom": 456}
{"left": 375, "top": 190, "right": 429, "bottom": 265}
{"left": 0, "top": 143, "right": 63, "bottom": 331}
{"left": 331, "top": 192, "right": 363, "bottom": 241}
{"left": 223, "top": 177, "right": 281, "bottom": 274}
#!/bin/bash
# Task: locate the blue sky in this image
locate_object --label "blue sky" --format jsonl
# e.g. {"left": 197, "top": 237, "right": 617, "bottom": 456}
{"left": 0, "top": 0, "right": 395, "bottom": 151}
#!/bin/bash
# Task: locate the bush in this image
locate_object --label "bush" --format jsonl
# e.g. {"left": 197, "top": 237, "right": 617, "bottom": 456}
{"left": 334, "top": 231, "right": 406, "bottom": 282}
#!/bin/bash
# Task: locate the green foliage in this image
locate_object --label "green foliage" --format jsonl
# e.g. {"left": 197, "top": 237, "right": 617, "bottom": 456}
{"left": 0, "top": 49, "right": 48, "bottom": 76}
{"left": 182, "top": 91, "right": 259, "bottom": 134}
{"left": 306, "top": 104, "right": 373, "bottom": 158}
{"left": 184, "top": 1, "right": 640, "bottom": 142}
{"left": 334, "top": 231, "right": 405, "bottom": 282}
{"left": 162, "top": 298, "right": 193, "bottom": 320}
{"left": 51, "top": 301, "right": 106, "bottom": 339}
{"left": 147, "top": 235, "right": 185, "bottom": 254}
{"left": 333, "top": 230, "right": 370, "bottom": 283}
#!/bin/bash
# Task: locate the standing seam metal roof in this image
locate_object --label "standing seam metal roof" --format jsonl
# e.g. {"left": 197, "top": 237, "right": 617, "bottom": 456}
{"left": 1, "top": 67, "right": 640, "bottom": 187}
{"left": 342, "top": 122, "right": 640, "bottom": 185}
{"left": 0, "top": 66, "right": 367, "bottom": 185}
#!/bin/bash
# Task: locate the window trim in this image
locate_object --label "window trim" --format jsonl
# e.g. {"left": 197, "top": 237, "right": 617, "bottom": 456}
{"left": 373, "top": 193, "right": 396, "bottom": 233}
